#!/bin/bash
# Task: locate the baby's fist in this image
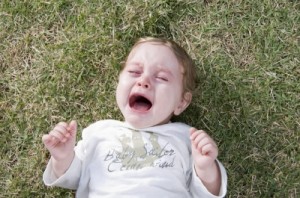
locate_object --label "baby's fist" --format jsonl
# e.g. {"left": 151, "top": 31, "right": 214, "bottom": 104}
{"left": 42, "top": 120, "right": 77, "bottom": 161}
{"left": 190, "top": 127, "right": 218, "bottom": 169}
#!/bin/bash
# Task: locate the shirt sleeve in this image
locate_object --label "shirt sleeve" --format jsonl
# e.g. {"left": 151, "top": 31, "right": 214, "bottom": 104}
{"left": 43, "top": 155, "right": 82, "bottom": 189}
{"left": 189, "top": 160, "right": 227, "bottom": 197}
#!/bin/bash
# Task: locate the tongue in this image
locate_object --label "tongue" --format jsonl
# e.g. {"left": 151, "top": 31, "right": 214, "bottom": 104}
{"left": 132, "top": 101, "right": 151, "bottom": 111}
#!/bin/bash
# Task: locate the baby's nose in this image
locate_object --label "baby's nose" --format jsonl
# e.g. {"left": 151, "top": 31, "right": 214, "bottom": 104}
{"left": 137, "top": 77, "right": 150, "bottom": 89}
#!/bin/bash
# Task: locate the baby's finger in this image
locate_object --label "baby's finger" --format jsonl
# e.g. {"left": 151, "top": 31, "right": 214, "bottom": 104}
{"left": 67, "top": 120, "right": 77, "bottom": 136}
{"left": 190, "top": 130, "right": 205, "bottom": 141}
{"left": 49, "top": 129, "right": 68, "bottom": 142}
{"left": 195, "top": 136, "right": 214, "bottom": 150}
{"left": 42, "top": 134, "right": 52, "bottom": 144}
{"left": 57, "top": 121, "right": 68, "bottom": 128}
{"left": 201, "top": 143, "right": 218, "bottom": 158}
{"left": 53, "top": 122, "right": 68, "bottom": 133}
{"left": 42, "top": 134, "right": 60, "bottom": 147}
{"left": 191, "top": 131, "right": 207, "bottom": 144}
{"left": 189, "top": 127, "right": 198, "bottom": 135}
{"left": 53, "top": 122, "right": 73, "bottom": 138}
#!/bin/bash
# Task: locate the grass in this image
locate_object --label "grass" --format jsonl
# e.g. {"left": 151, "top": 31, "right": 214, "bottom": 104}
{"left": 0, "top": 0, "right": 299, "bottom": 197}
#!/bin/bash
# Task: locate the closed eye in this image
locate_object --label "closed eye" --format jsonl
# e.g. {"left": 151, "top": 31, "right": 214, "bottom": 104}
{"left": 156, "top": 76, "right": 168, "bottom": 82}
{"left": 128, "top": 70, "right": 142, "bottom": 76}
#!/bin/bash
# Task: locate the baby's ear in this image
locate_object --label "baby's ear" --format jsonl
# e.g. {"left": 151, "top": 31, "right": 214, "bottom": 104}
{"left": 174, "top": 92, "right": 192, "bottom": 116}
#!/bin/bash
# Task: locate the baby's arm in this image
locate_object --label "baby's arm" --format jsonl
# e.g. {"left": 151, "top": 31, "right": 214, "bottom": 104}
{"left": 189, "top": 128, "right": 221, "bottom": 195}
{"left": 42, "top": 120, "right": 77, "bottom": 178}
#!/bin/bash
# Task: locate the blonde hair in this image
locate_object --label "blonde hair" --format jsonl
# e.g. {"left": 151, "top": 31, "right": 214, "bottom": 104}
{"left": 121, "top": 37, "right": 196, "bottom": 94}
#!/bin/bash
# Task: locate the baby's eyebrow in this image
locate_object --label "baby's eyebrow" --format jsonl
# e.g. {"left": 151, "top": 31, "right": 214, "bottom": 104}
{"left": 124, "top": 62, "right": 144, "bottom": 71}
{"left": 126, "top": 61, "right": 143, "bottom": 67}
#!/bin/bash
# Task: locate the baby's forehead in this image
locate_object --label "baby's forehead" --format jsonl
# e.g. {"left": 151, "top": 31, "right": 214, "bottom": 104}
{"left": 128, "top": 42, "right": 176, "bottom": 60}
{"left": 122, "top": 41, "right": 184, "bottom": 74}
{"left": 130, "top": 41, "right": 171, "bottom": 52}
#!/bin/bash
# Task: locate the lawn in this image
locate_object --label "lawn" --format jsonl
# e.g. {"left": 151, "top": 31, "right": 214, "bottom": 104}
{"left": 0, "top": 0, "right": 299, "bottom": 197}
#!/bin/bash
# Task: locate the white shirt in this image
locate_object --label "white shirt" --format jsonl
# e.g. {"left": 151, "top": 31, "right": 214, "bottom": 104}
{"left": 43, "top": 120, "right": 227, "bottom": 197}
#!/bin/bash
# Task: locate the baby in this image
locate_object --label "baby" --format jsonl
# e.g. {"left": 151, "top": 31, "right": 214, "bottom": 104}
{"left": 42, "top": 37, "right": 227, "bottom": 197}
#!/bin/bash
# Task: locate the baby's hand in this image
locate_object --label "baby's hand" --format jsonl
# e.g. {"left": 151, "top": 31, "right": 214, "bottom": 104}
{"left": 190, "top": 127, "right": 218, "bottom": 171}
{"left": 42, "top": 121, "right": 77, "bottom": 161}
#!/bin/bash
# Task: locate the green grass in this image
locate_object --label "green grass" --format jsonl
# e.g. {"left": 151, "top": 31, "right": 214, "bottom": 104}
{"left": 0, "top": 0, "right": 299, "bottom": 197}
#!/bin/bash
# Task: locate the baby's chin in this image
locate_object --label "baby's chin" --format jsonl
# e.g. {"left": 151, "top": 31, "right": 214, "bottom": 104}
{"left": 125, "top": 121, "right": 155, "bottom": 130}
{"left": 125, "top": 118, "right": 171, "bottom": 130}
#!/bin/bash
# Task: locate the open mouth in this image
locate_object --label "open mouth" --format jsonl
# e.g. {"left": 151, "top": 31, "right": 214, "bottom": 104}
{"left": 129, "top": 94, "right": 152, "bottom": 112}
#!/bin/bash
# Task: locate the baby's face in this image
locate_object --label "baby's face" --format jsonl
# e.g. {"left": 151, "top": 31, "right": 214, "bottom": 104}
{"left": 116, "top": 42, "right": 190, "bottom": 129}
